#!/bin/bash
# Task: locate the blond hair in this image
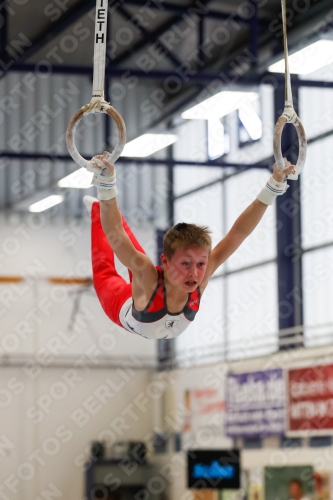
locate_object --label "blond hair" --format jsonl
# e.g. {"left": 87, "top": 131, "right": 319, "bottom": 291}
{"left": 163, "top": 222, "right": 212, "bottom": 259}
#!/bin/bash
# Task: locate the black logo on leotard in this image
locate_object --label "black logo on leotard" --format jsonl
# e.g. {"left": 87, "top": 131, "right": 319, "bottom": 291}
{"left": 165, "top": 320, "right": 179, "bottom": 329}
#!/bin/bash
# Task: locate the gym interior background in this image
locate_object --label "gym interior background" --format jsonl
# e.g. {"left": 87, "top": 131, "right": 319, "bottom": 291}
{"left": 1, "top": 0, "right": 333, "bottom": 499}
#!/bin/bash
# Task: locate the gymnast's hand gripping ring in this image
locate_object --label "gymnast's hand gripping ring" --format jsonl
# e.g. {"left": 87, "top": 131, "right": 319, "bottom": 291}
{"left": 273, "top": 106, "right": 307, "bottom": 180}
{"left": 66, "top": 100, "right": 127, "bottom": 170}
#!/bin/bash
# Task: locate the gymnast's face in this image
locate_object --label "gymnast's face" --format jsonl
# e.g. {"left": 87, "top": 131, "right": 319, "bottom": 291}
{"left": 162, "top": 246, "right": 209, "bottom": 292}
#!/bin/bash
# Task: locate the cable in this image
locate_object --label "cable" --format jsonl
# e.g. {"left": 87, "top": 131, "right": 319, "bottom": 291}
{"left": 273, "top": 0, "right": 307, "bottom": 180}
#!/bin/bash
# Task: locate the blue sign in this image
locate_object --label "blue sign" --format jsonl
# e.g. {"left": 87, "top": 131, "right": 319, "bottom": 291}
{"left": 187, "top": 450, "right": 240, "bottom": 490}
{"left": 193, "top": 462, "right": 235, "bottom": 479}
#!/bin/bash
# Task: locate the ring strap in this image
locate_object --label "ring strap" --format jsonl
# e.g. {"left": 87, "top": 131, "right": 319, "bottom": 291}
{"left": 92, "top": 0, "right": 108, "bottom": 99}
{"left": 282, "top": 0, "right": 292, "bottom": 106}
{"left": 66, "top": 0, "right": 127, "bottom": 169}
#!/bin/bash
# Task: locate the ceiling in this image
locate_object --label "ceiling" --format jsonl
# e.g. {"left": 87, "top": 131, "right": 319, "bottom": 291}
{"left": 7, "top": 0, "right": 333, "bottom": 82}
{"left": 1, "top": 0, "right": 333, "bottom": 215}
{"left": 4, "top": 0, "right": 332, "bottom": 137}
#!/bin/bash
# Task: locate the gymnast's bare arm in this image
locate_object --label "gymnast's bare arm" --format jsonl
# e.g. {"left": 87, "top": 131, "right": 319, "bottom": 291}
{"left": 200, "top": 161, "right": 296, "bottom": 290}
{"left": 97, "top": 159, "right": 158, "bottom": 298}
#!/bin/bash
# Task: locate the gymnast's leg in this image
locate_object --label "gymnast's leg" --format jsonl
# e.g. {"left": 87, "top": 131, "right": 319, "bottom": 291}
{"left": 121, "top": 215, "right": 146, "bottom": 282}
{"left": 91, "top": 200, "right": 131, "bottom": 327}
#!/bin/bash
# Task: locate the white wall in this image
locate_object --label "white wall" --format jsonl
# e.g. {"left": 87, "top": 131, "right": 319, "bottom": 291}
{"left": 0, "top": 366, "right": 153, "bottom": 500}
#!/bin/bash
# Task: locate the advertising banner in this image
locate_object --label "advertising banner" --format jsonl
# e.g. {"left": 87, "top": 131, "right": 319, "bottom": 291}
{"left": 288, "top": 364, "right": 333, "bottom": 433}
{"left": 182, "top": 387, "right": 225, "bottom": 437}
{"left": 226, "top": 369, "right": 285, "bottom": 438}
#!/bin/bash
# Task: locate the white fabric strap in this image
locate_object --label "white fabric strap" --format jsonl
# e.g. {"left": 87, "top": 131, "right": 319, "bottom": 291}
{"left": 257, "top": 175, "right": 289, "bottom": 205}
{"left": 97, "top": 186, "right": 118, "bottom": 201}
{"left": 281, "top": 0, "right": 292, "bottom": 105}
{"left": 92, "top": 172, "right": 118, "bottom": 200}
{"left": 92, "top": 0, "right": 108, "bottom": 99}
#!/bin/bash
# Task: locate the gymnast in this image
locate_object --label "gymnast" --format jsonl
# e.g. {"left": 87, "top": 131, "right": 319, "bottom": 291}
{"left": 84, "top": 152, "right": 296, "bottom": 340}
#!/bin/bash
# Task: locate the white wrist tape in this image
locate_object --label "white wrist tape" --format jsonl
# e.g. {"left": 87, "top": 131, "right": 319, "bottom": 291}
{"left": 257, "top": 175, "right": 289, "bottom": 205}
{"left": 92, "top": 172, "right": 118, "bottom": 200}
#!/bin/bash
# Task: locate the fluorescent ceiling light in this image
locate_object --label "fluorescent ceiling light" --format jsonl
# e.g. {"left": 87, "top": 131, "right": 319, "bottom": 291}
{"left": 121, "top": 133, "right": 178, "bottom": 157}
{"left": 58, "top": 168, "right": 93, "bottom": 189}
{"left": 29, "top": 195, "right": 64, "bottom": 213}
{"left": 239, "top": 103, "right": 262, "bottom": 141}
{"left": 181, "top": 91, "right": 259, "bottom": 120}
{"left": 268, "top": 40, "right": 333, "bottom": 74}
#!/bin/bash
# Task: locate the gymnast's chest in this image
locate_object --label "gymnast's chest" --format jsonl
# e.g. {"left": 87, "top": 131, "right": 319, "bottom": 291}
{"left": 120, "top": 300, "right": 192, "bottom": 339}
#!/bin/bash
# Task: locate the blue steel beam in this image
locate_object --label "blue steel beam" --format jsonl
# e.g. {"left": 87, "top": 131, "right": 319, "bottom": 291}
{"left": 0, "top": 151, "right": 270, "bottom": 169}
{"left": 198, "top": 16, "right": 205, "bottom": 68}
{"left": 274, "top": 83, "right": 303, "bottom": 344}
{"left": 9, "top": 64, "right": 333, "bottom": 90}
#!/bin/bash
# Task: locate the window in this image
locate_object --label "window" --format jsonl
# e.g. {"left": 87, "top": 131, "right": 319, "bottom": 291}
{"left": 301, "top": 137, "right": 333, "bottom": 250}
{"left": 308, "top": 436, "right": 332, "bottom": 447}
{"left": 176, "top": 277, "right": 225, "bottom": 365}
{"left": 174, "top": 120, "right": 222, "bottom": 196}
{"left": 225, "top": 170, "right": 277, "bottom": 271}
{"left": 303, "top": 247, "right": 333, "bottom": 346}
{"left": 280, "top": 437, "right": 302, "bottom": 448}
{"left": 208, "top": 118, "right": 230, "bottom": 160}
{"left": 175, "top": 183, "right": 224, "bottom": 249}
{"left": 238, "top": 98, "right": 262, "bottom": 146}
{"left": 243, "top": 437, "right": 262, "bottom": 449}
{"left": 225, "top": 263, "right": 278, "bottom": 360}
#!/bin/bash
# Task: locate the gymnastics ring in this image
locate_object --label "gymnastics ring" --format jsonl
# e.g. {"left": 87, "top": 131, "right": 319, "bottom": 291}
{"left": 273, "top": 110, "right": 307, "bottom": 180}
{"left": 66, "top": 100, "right": 127, "bottom": 170}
